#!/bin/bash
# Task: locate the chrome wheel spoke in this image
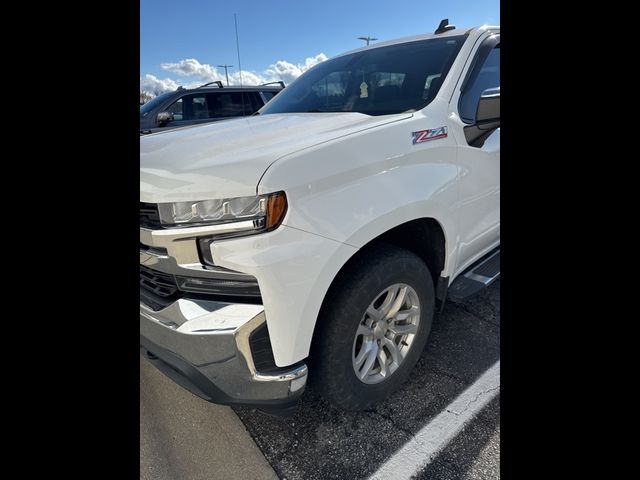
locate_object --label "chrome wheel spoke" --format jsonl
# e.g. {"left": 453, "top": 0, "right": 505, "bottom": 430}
{"left": 366, "top": 305, "right": 383, "bottom": 321}
{"left": 382, "top": 337, "right": 401, "bottom": 365}
{"left": 396, "top": 305, "right": 420, "bottom": 322}
{"left": 359, "top": 344, "right": 379, "bottom": 380}
{"left": 354, "top": 341, "right": 373, "bottom": 369}
{"left": 389, "top": 322, "right": 418, "bottom": 336}
{"left": 386, "top": 286, "right": 408, "bottom": 319}
{"left": 357, "top": 324, "right": 372, "bottom": 337}
{"left": 377, "top": 348, "right": 388, "bottom": 377}
{"left": 378, "top": 287, "right": 398, "bottom": 317}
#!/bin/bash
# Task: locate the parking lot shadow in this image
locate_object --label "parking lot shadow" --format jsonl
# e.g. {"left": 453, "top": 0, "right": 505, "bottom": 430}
{"left": 235, "top": 280, "right": 500, "bottom": 480}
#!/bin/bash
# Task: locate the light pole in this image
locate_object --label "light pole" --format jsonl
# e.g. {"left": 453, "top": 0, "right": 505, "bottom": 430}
{"left": 357, "top": 36, "right": 378, "bottom": 46}
{"left": 217, "top": 64, "right": 234, "bottom": 86}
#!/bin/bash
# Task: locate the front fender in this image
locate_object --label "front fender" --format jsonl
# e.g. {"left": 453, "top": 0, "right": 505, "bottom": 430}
{"left": 211, "top": 226, "right": 358, "bottom": 367}
{"left": 259, "top": 107, "right": 460, "bottom": 277}
{"left": 252, "top": 107, "right": 461, "bottom": 364}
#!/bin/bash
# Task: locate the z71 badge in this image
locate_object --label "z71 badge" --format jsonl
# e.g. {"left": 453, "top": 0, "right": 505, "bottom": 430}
{"left": 412, "top": 126, "right": 448, "bottom": 144}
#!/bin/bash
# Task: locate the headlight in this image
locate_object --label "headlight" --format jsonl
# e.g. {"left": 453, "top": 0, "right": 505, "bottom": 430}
{"left": 157, "top": 191, "right": 288, "bottom": 231}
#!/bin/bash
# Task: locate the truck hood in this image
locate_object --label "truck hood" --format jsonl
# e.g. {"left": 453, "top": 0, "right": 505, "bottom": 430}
{"left": 140, "top": 112, "right": 411, "bottom": 202}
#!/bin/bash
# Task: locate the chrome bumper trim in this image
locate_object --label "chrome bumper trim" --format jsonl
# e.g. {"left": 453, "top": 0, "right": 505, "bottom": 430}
{"left": 140, "top": 297, "right": 307, "bottom": 402}
{"left": 140, "top": 245, "right": 256, "bottom": 280}
{"left": 140, "top": 221, "right": 254, "bottom": 265}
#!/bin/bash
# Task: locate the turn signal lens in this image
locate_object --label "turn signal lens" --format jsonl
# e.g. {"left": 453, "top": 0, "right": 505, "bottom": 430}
{"left": 266, "top": 191, "right": 288, "bottom": 230}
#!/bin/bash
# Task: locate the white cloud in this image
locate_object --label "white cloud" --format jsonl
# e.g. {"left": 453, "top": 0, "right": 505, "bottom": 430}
{"left": 140, "top": 54, "right": 328, "bottom": 96}
{"left": 264, "top": 53, "right": 328, "bottom": 84}
{"left": 229, "top": 70, "right": 266, "bottom": 86}
{"left": 139, "top": 74, "right": 181, "bottom": 95}
{"left": 160, "top": 58, "right": 218, "bottom": 79}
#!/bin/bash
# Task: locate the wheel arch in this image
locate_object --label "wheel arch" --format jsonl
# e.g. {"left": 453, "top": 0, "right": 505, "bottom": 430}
{"left": 308, "top": 216, "right": 448, "bottom": 360}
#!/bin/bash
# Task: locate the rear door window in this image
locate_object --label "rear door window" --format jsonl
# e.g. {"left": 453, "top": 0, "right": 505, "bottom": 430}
{"left": 206, "top": 92, "right": 260, "bottom": 117}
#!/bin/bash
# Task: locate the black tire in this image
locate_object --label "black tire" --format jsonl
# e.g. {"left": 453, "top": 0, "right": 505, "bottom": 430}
{"left": 311, "top": 244, "right": 435, "bottom": 411}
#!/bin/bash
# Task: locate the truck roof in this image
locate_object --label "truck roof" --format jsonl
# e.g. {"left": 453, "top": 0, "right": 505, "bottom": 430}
{"left": 337, "top": 24, "right": 500, "bottom": 59}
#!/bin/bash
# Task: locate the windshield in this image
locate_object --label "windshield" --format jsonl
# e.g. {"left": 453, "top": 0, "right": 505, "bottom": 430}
{"left": 260, "top": 36, "right": 465, "bottom": 116}
{"left": 140, "top": 92, "right": 174, "bottom": 118}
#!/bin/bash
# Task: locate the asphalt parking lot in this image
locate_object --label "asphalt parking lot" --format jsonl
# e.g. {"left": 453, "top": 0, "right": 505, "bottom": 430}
{"left": 140, "top": 356, "right": 279, "bottom": 480}
{"left": 235, "top": 280, "right": 500, "bottom": 480}
{"left": 141, "top": 280, "right": 500, "bottom": 479}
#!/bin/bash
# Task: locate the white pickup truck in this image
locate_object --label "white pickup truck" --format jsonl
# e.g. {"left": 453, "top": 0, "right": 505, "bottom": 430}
{"left": 140, "top": 20, "right": 500, "bottom": 416}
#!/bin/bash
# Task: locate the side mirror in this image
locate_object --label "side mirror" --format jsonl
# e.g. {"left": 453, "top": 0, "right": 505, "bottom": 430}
{"left": 464, "top": 88, "right": 500, "bottom": 147}
{"left": 156, "top": 111, "right": 174, "bottom": 126}
{"left": 475, "top": 88, "right": 500, "bottom": 129}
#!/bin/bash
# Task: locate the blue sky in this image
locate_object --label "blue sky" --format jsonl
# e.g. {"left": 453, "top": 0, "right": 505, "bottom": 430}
{"left": 140, "top": 0, "right": 499, "bottom": 94}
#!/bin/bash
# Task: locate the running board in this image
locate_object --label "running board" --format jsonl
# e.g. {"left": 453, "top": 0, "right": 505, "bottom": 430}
{"left": 447, "top": 249, "right": 500, "bottom": 303}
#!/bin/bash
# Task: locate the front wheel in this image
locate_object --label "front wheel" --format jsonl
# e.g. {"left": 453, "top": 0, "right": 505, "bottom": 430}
{"left": 312, "top": 245, "right": 435, "bottom": 410}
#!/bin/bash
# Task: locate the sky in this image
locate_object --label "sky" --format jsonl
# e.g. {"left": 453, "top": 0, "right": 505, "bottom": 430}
{"left": 140, "top": 0, "right": 499, "bottom": 95}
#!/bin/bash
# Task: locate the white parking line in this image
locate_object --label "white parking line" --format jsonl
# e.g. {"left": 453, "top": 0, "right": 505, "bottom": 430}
{"left": 369, "top": 360, "right": 500, "bottom": 480}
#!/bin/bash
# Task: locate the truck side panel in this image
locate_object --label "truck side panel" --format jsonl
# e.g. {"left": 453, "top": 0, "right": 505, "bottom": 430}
{"left": 249, "top": 101, "right": 461, "bottom": 365}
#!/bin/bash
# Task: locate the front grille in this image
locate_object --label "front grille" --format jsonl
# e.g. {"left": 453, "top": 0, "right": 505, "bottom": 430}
{"left": 140, "top": 287, "right": 176, "bottom": 311}
{"left": 140, "top": 263, "right": 263, "bottom": 313}
{"left": 140, "top": 202, "right": 161, "bottom": 228}
{"left": 140, "top": 265, "right": 178, "bottom": 298}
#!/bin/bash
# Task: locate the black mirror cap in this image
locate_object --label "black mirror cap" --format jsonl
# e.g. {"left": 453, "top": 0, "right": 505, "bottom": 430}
{"left": 156, "top": 111, "right": 174, "bottom": 126}
{"left": 464, "top": 88, "right": 500, "bottom": 147}
{"left": 476, "top": 88, "right": 500, "bottom": 129}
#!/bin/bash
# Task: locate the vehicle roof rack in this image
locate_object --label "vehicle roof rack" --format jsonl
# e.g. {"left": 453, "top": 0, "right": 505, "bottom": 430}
{"left": 176, "top": 86, "right": 186, "bottom": 91}
{"left": 198, "top": 81, "right": 224, "bottom": 88}
{"left": 261, "top": 81, "right": 286, "bottom": 89}
{"left": 434, "top": 19, "right": 456, "bottom": 34}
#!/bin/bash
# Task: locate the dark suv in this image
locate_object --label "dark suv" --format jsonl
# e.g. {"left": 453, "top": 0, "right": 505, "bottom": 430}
{"left": 140, "top": 81, "right": 284, "bottom": 135}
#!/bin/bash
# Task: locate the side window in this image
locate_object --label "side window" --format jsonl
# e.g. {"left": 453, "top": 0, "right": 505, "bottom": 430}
{"left": 188, "top": 95, "right": 209, "bottom": 120}
{"left": 250, "top": 92, "right": 264, "bottom": 111}
{"left": 167, "top": 94, "right": 209, "bottom": 121}
{"left": 166, "top": 98, "right": 183, "bottom": 121}
{"left": 261, "top": 91, "right": 279, "bottom": 102}
{"left": 242, "top": 92, "right": 262, "bottom": 113}
{"left": 459, "top": 45, "right": 500, "bottom": 123}
{"left": 207, "top": 92, "right": 259, "bottom": 117}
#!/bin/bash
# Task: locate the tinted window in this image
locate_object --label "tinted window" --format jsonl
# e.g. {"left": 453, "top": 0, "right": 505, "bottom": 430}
{"left": 459, "top": 45, "right": 500, "bottom": 123}
{"left": 140, "top": 92, "right": 174, "bottom": 118}
{"left": 423, "top": 74, "right": 442, "bottom": 100}
{"left": 261, "top": 91, "right": 280, "bottom": 102}
{"left": 261, "top": 36, "right": 465, "bottom": 116}
{"left": 207, "top": 92, "right": 259, "bottom": 117}
{"left": 166, "top": 98, "right": 184, "bottom": 121}
{"left": 166, "top": 94, "right": 209, "bottom": 121}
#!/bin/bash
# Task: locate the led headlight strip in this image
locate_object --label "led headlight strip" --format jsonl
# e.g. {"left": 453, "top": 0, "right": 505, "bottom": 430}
{"left": 157, "top": 191, "right": 287, "bottom": 231}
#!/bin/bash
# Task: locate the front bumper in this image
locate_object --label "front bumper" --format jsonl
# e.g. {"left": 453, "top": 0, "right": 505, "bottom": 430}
{"left": 140, "top": 296, "right": 308, "bottom": 411}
